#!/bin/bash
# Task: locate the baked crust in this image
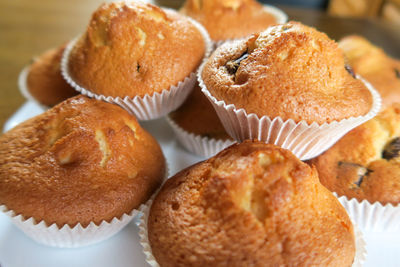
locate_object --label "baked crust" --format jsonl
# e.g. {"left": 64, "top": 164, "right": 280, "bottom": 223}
{"left": 180, "top": 0, "right": 276, "bottom": 41}
{"left": 27, "top": 45, "right": 78, "bottom": 106}
{"left": 339, "top": 35, "right": 400, "bottom": 109}
{"left": 202, "top": 22, "right": 373, "bottom": 124}
{"left": 311, "top": 104, "right": 400, "bottom": 205}
{"left": 0, "top": 96, "right": 165, "bottom": 227}
{"left": 68, "top": 2, "right": 205, "bottom": 97}
{"left": 149, "top": 141, "right": 355, "bottom": 267}
{"left": 169, "top": 83, "right": 231, "bottom": 140}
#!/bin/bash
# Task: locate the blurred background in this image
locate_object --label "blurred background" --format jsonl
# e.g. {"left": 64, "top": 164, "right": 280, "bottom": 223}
{"left": 157, "top": 0, "right": 400, "bottom": 21}
{"left": 0, "top": 0, "right": 399, "bottom": 129}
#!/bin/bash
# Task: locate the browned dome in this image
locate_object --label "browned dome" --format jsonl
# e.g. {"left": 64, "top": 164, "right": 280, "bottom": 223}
{"left": 180, "top": 0, "right": 278, "bottom": 41}
{"left": 27, "top": 44, "right": 78, "bottom": 106}
{"left": 148, "top": 141, "right": 355, "bottom": 267}
{"left": 0, "top": 96, "right": 165, "bottom": 227}
{"left": 68, "top": 2, "right": 206, "bottom": 98}
{"left": 339, "top": 35, "right": 400, "bottom": 109}
{"left": 202, "top": 21, "right": 373, "bottom": 124}
{"left": 311, "top": 103, "right": 400, "bottom": 205}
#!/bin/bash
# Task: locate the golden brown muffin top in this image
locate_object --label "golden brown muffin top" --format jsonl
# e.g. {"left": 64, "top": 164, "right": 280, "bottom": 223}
{"left": 27, "top": 45, "right": 78, "bottom": 107}
{"left": 311, "top": 103, "right": 400, "bottom": 205}
{"left": 202, "top": 22, "right": 373, "bottom": 124}
{"left": 339, "top": 35, "right": 400, "bottom": 109}
{"left": 0, "top": 96, "right": 165, "bottom": 227}
{"left": 169, "top": 83, "right": 231, "bottom": 140}
{"left": 68, "top": 2, "right": 206, "bottom": 97}
{"left": 180, "top": 0, "right": 277, "bottom": 41}
{"left": 148, "top": 141, "right": 355, "bottom": 267}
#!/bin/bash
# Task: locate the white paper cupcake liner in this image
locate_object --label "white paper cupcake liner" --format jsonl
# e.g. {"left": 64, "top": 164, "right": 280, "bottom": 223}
{"left": 0, "top": 160, "right": 169, "bottom": 248}
{"left": 199, "top": 61, "right": 382, "bottom": 160}
{"left": 138, "top": 198, "right": 366, "bottom": 267}
{"left": 61, "top": 16, "right": 212, "bottom": 121}
{"left": 212, "top": 5, "right": 288, "bottom": 48}
{"left": 138, "top": 199, "right": 159, "bottom": 267}
{"left": 353, "top": 224, "right": 367, "bottom": 267}
{"left": 335, "top": 193, "right": 400, "bottom": 232}
{"left": 166, "top": 116, "right": 235, "bottom": 158}
{"left": 0, "top": 204, "right": 140, "bottom": 248}
{"left": 18, "top": 65, "right": 50, "bottom": 110}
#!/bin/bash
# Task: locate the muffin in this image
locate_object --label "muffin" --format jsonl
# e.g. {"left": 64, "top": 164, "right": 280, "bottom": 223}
{"left": 0, "top": 95, "right": 165, "bottom": 247}
{"left": 21, "top": 44, "right": 78, "bottom": 107}
{"left": 311, "top": 104, "right": 400, "bottom": 205}
{"left": 63, "top": 2, "right": 211, "bottom": 120}
{"left": 167, "top": 83, "right": 234, "bottom": 157}
{"left": 146, "top": 141, "right": 356, "bottom": 266}
{"left": 180, "top": 0, "right": 287, "bottom": 42}
{"left": 199, "top": 21, "right": 381, "bottom": 160}
{"left": 170, "top": 84, "right": 230, "bottom": 140}
{"left": 339, "top": 35, "right": 400, "bottom": 108}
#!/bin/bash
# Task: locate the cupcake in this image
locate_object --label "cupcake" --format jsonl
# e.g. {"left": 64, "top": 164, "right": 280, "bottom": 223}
{"left": 199, "top": 21, "right": 381, "bottom": 160}
{"left": 180, "top": 0, "right": 287, "bottom": 42}
{"left": 142, "top": 141, "right": 363, "bottom": 266}
{"left": 167, "top": 83, "right": 234, "bottom": 157}
{"left": 339, "top": 35, "right": 400, "bottom": 109}
{"left": 310, "top": 103, "right": 400, "bottom": 231}
{"left": 20, "top": 44, "right": 78, "bottom": 107}
{"left": 0, "top": 95, "right": 166, "bottom": 247}
{"left": 62, "top": 1, "right": 211, "bottom": 120}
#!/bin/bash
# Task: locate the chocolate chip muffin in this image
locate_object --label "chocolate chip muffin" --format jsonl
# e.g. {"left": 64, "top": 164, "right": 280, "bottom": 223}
{"left": 67, "top": 1, "right": 206, "bottom": 98}
{"left": 339, "top": 35, "right": 400, "bottom": 109}
{"left": 148, "top": 141, "right": 355, "bottom": 267}
{"left": 0, "top": 95, "right": 165, "bottom": 227}
{"left": 180, "top": 0, "right": 285, "bottom": 41}
{"left": 311, "top": 104, "right": 400, "bottom": 205}
{"left": 169, "top": 83, "right": 231, "bottom": 140}
{"left": 25, "top": 44, "right": 78, "bottom": 106}
{"left": 201, "top": 22, "right": 373, "bottom": 125}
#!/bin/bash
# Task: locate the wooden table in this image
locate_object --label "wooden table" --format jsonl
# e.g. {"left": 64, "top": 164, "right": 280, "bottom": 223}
{"left": 0, "top": 0, "right": 399, "bottom": 130}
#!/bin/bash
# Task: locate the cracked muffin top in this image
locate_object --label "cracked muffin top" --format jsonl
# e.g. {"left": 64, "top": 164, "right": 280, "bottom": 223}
{"left": 27, "top": 44, "right": 78, "bottom": 106}
{"left": 180, "top": 0, "right": 277, "bottom": 41}
{"left": 339, "top": 35, "right": 400, "bottom": 109}
{"left": 310, "top": 103, "right": 400, "bottom": 205}
{"left": 201, "top": 22, "right": 373, "bottom": 124}
{"left": 148, "top": 141, "right": 355, "bottom": 267}
{"left": 0, "top": 96, "right": 165, "bottom": 227}
{"left": 169, "top": 83, "right": 231, "bottom": 140}
{"left": 67, "top": 2, "right": 206, "bottom": 97}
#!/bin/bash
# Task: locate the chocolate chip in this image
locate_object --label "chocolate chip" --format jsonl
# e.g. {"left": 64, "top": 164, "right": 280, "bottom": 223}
{"left": 382, "top": 137, "right": 400, "bottom": 160}
{"left": 338, "top": 161, "right": 372, "bottom": 187}
{"left": 345, "top": 65, "right": 356, "bottom": 79}
{"left": 395, "top": 68, "right": 400, "bottom": 79}
{"left": 137, "top": 63, "right": 140, "bottom": 72}
{"left": 355, "top": 168, "right": 372, "bottom": 187}
{"left": 226, "top": 51, "right": 249, "bottom": 75}
{"left": 171, "top": 202, "right": 180, "bottom": 210}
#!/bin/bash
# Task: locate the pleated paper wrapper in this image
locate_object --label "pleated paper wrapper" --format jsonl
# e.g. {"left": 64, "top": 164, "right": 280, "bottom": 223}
{"left": 166, "top": 116, "right": 235, "bottom": 158}
{"left": 138, "top": 199, "right": 367, "bottom": 267}
{"left": 198, "top": 62, "right": 382, "bottom": 161}
{"left": 336, "top": 193, "right": 400, "bottom": 232}
{"left": 0, "top": 204, "right": 140, "bottom": 248}
{"left": 61, "top": 16, "right": 212, "bottom": 121}
{"left": 0, "top": 162, "right": 169, "bottom": 248}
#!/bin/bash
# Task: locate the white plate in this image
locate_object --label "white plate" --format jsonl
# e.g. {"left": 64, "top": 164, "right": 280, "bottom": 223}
{"left": 1, "top": 101, "right": 399, "bottom": 267}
